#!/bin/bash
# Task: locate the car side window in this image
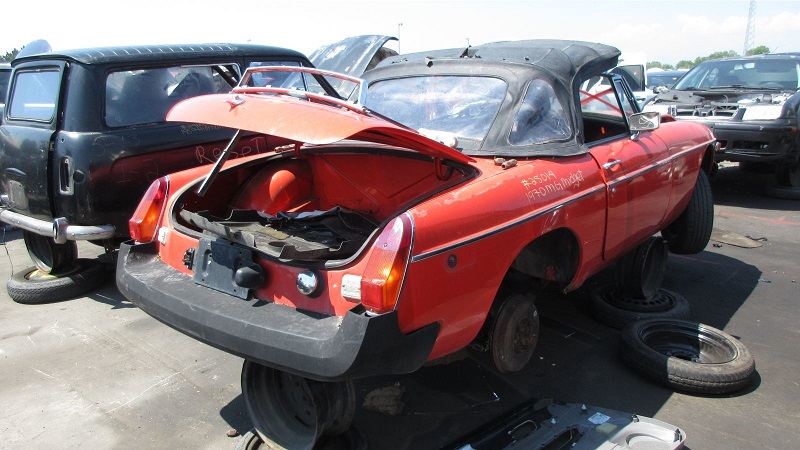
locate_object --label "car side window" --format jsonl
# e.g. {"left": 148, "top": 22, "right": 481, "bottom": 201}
{"left": 509, "top": 79, "right": 571, "bottom": 146}
{"left": 105, "top": 65, "right": 232, "bottom": 128}
{"left": 578, "top": 75, "right": 632, "bottom": 144}
{"left": 8, "top": 69, "right": 61, "bottom": 122}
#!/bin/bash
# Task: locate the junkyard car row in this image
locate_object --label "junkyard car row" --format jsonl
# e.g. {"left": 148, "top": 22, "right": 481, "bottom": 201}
{"left": 644, "top": 53, "right": 800, "bottom": 190}
{"left": 1, "top": 36, "right": 783, "bottom": 449}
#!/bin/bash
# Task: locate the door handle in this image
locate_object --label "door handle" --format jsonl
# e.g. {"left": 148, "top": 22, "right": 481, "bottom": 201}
{"left": 603, "top": 160, "right": 622, "bottom": 170}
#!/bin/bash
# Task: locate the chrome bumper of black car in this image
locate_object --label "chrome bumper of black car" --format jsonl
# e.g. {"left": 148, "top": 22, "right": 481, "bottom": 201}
{"left": 0, "top": 207, "right": 115, "bottom": 243}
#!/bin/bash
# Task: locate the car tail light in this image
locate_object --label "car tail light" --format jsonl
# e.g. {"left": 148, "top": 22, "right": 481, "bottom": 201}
{"left": 360, "top": 214, "right": 413, "bottom": 314}
{"left": 129, "top": 177, "right": 169, "bottom": 243}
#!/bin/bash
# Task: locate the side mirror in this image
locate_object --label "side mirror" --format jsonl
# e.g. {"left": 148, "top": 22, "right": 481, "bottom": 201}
{"left": 630, "top": 111, "right": 660, "bottom": 132}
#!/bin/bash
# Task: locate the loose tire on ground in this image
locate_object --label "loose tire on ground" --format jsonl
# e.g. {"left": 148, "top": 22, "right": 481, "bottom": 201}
{"left": 620, "top": 318, "right": 755, "bottom": 395}
{"left": 589, "top": 284, "right": 690, "bottom": 330}
{"left": 22, "top": 231, "right": 79, "bottom": 273}
{"left": 6, "top": 259, "right": 111, "bottom": 304}
{"left": 662, "top": 171, "right": 714, "bottom": 254}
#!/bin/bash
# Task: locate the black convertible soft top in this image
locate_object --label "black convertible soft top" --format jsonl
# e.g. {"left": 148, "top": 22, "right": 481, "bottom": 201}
{"left": 365, "top": 39, "right": 623, "bottom": 158}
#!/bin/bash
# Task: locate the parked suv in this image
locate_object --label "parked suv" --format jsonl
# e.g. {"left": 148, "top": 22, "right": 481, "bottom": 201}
{"left": 644, "top": 53, "right": 800, "bottom": 189}
{"left": 0, "top": 43, "right": 343, "bottom": 303}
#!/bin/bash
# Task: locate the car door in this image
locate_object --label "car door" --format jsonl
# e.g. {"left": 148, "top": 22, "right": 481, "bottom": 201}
{"left": 581, "top": 75, "right": 672, "bottom": 261}
{"left": 0, "top": 61, "right": 66, "bottom": 220}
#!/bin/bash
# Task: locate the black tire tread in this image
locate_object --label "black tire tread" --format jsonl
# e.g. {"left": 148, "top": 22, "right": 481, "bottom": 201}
{"left": 620, "top": 319, "right": 755, "bottom": 395}
{"left": 6, "top": 259, "right": 111, "bottom": 304}
{"left": 664, "top": 171, "right": 714, "bottom": 254}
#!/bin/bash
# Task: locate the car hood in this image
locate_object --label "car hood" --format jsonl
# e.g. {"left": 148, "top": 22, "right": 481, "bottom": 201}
{"left": 166, "top": 93, "right": 473, "bottom": 164}
{"left": 649, "top": 88, "right": 794, "bottom": 106}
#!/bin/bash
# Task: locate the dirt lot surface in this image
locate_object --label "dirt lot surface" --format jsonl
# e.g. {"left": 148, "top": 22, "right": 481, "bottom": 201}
{"left": 1, "top": 163, "right": 798, "bottom": 449}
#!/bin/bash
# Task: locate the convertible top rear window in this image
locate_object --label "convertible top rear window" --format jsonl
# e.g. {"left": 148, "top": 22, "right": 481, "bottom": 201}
{"left": 509, "top": 79, "right": 571, "bottom": 146}
{"left": 366, "top": 76, "right": 506, "bottom": 141}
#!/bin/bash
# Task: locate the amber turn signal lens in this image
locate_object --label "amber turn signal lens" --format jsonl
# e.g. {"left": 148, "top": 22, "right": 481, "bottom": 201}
{"left": 129, "top": 177, "right": 169, "bottom": 243}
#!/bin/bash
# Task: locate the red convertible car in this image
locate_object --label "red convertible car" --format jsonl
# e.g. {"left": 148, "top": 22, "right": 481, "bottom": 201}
{"left": 116, "top": 40, "right": 715, "bottom": 448}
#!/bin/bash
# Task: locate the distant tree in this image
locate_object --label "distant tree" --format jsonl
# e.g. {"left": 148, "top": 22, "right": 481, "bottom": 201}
{"left": 2, "top": 48, "right": 21, "bottom": 62}
{"left": 693, "top": 50, "right": 739, "bottom": 65}
{"left": 746, "top": 45, "right": 770, "bottom": 55}
{"left": 648, "top": 61, "right": 675, "bottom": 70}
{"left": 676, "top": 60, "right": 695, "bottom": 69}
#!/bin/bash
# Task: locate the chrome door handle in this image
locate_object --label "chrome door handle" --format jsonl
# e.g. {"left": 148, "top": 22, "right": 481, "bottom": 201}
{"left": 603, "top": 160, "right": 622, "bottom": 170}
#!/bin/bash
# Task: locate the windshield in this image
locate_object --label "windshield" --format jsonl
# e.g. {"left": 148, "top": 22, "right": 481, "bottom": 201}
{"left": 366, "top": 76, "right": 506, "bottom": 141}
{"left": 674, "top": 59, "right": 800, "bottom": 91}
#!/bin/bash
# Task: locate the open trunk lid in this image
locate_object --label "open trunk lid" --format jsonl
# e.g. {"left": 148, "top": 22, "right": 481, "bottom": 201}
{"left": 166, "top": 91, "right": 473, "bottom": 165}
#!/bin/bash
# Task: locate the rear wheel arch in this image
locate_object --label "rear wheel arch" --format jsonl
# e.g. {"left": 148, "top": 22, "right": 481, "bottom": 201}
{"left": 510, "top": 228, "right": 580, "bottom": 288}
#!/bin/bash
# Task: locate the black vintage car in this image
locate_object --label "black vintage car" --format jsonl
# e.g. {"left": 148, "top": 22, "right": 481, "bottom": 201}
{"left": 643, "top": 53, "right": 800, "bottom": 191}
{"left": 0, "top": 41, "right": 376, "bottom": 303}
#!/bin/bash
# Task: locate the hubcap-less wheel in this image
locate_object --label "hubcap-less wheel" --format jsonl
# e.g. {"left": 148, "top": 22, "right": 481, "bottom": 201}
{"left": 614, "top": 237, "right": 668, "bottom": 299}
{"left": 23, "top": 231, "right": 78, "bottom": 274}
{"left": 241, "top": 361, "right": 355, "bottom": 450}
{"left": 490, "top": 294, "right": 539, "bottom": 373}
{"left": 620, "top": 319, "right": 756, "bottom": 394}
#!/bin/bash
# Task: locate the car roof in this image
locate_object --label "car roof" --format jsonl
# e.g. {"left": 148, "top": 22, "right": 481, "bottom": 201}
{"left": 11, "top": 43, "right": 309, "bottom": 66}
{"left": 372, "top": 39, "right": 621, "bottom": 86}
{"left": 364, "top": 39, "right": 622, "bottom": 158}
{"left": 699, "top": 53, "right": 800, "bottom": 64}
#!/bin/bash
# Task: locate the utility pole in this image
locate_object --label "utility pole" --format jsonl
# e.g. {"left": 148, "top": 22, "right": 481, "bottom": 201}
{"left": 398, "top": 23, "right": 403, "bottom": 54}
{"left": 743, "top": 0, "right": 756, "bottom": 55}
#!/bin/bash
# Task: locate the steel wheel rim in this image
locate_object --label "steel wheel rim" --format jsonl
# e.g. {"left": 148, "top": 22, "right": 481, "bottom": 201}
{"left": 638, "top": 321, "right": 738, "bottom": 364}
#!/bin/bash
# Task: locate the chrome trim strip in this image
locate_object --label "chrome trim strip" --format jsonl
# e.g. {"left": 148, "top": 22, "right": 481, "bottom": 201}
{"left": 410, "top": 141, "right": 710, "bottom": 263}
{"left": 411, "top": 185, "right": 606, "bottom": 262}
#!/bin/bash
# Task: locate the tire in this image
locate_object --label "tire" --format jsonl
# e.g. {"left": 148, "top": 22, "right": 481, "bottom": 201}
{"left": 241, "top": 361, "right": 356, "bottom": 450}
{"left": 763, "top": 185, "right": 800, "bottom": 200}
{"left": 22, "top": 231, "right": 78, "bottom": 274}
{"left": 6, "top": 259, "right": 111, "bottom": 304}
{"left": 662, "top": 171, "right": 714, "bottom": 255}
{"left": 590, "top": 284, "right": 690, "bottom": 330}
{"left": 613, "top": 237, "right": 668, "bottom": 299}
{"left": 775, "top": 162, "right": 800, "bottom": 187}
{"left": 234, "top": 431, "right": 262, "bottom": 450}
{"left": 489, "top": 293, "right": 540, "bottom": 373}
{"left": 620, "top": 318, "right": 755, "bottom": 395}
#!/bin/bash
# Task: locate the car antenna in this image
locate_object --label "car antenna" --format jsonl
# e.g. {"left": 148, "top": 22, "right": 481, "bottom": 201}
{"left": 195, "top": 129, "right": 242, "bottom": 197}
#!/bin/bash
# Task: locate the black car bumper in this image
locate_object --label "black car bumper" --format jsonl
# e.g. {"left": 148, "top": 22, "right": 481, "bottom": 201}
{"left": 116, "top": 240, "right": 439, "bottom": 381}
{"left": 708, "top": 120, "right": 800, "bottom": 164}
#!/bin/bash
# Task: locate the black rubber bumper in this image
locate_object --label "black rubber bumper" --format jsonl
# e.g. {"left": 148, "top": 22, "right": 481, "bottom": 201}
{"left": 116, "top": 241, "right": 439, "bottom": 381}
{"left": 710, "top": 120, "right": 799, "bottom": 163}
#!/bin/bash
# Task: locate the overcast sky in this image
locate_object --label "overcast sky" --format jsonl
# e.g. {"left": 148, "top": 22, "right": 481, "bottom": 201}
{"left": 2, "top": 0, "right": 799, "bottom": 65}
